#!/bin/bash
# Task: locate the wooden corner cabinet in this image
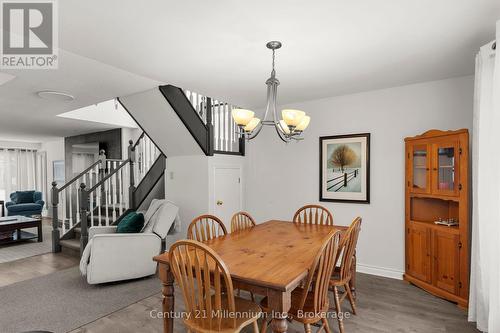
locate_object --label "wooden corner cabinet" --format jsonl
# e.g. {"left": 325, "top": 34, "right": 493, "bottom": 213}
{"left": 404, "top": 129, "right": 469, "bottom": 308}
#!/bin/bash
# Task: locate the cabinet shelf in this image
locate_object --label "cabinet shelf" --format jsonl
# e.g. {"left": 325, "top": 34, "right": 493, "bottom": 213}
{"left": 410, "top": 220, "right": 460, "bottom": 234}
{"left": 409, "top": 192, "right": 459, "bottom": 202}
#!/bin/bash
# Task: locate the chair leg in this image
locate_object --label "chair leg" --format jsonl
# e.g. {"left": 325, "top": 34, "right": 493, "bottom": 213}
{"left": 333, "top": 286, "right": 344, "bottom": 333}
{"left": 344, "top": 283, "right": 357, "bottom": 315}
{"left": 253, "top": 320, "right": 259, "bottom": 333}
{"left": 322, "top": 318, "right": 331, "bottom": 333}
{"left": 304, "top": 323, "right": 312, "bottom": 333}
{"left": 260, "top": 318, "right": 268, "bottom": 333}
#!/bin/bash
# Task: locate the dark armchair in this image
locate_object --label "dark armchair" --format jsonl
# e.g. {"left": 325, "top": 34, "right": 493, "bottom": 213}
{"left": 6, "top": 191, "right": 44, "bottom": 217}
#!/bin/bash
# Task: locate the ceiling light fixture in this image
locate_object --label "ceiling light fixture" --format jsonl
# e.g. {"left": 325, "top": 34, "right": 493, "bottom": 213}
{"left": 36, "top": 90, "right": 75, "bottom": 102}
{"left": 231, "top": 41, "right": 310, "bottom": 142}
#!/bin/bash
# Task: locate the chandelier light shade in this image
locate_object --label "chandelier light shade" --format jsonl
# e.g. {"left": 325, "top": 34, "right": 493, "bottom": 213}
{"left": 295, "top": 115, "right": 311, "bottom": 132}
{"left": 282, "top": 109, "right": 305, "bottom": 127}
{"left": 279, "top": 120, "right": 291, "bottom": 134}
{"left": 244, "top": 117, "right": 261, "bottom": 132}
{"left": 232, "top": 41, "right": 310, "bottom": 142}
{"left": 231, "top": 108, "right": 255, "bottom": 126}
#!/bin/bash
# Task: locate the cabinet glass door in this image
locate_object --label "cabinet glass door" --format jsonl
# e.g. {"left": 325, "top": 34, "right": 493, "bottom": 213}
{"left": 432, "top": 142, "right": 459, "bottom": 196}
{"left": 410, "top": 144, "right": 430, "bottom": 193}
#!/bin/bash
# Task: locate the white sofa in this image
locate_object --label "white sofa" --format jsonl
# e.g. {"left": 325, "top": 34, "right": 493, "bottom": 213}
{"left": 80, "top": 200, "right": 183, "bottom": 284}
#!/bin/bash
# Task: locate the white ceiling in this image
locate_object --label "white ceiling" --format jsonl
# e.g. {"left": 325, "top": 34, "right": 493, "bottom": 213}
{"left": 1, "top": 0, "right": 499, "bottom": 141}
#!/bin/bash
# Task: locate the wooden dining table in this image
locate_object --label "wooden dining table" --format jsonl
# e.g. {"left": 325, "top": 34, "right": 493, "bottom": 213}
{"left": 154, "top": 220, "right": 354, "bottom": 333}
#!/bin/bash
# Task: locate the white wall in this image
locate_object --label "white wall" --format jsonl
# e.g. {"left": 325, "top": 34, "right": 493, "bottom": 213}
{"left": 121, "top": 128, "right": 142, "bottom": 159}
{"left": 119, "top": 88, "right": 205, "bottom": 157}
{"left": 40, "top": 138, "right": 65, "bottom": 211}
{"left": 244, "top": 76, "right": 474, "bottom": 279}
{"left": 165, "top": 155, "right": 209, "bottom": 225}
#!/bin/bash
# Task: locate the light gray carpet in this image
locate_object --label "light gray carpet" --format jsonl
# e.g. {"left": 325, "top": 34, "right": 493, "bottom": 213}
{"left": 0, "top": 224, "right": 52, "bottom": 263}
{"left": 0, "top": 266, "right": 160, "bottom": 333}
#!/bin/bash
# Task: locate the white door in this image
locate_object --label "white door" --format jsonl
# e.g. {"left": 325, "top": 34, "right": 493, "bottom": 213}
{"left": 213, "top": 167, "right": 241, "bottom": 232}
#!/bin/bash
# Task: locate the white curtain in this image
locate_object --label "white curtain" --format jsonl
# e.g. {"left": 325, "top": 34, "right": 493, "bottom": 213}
{"left": 0, "top": 148, "right": 39, "bottom": 201}
{"left": 468, "top": 22, "right": 500, "bottom": 332}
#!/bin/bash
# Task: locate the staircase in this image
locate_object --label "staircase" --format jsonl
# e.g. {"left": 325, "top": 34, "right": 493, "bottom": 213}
{"left": 51, "top": 133, "right": 165, "bottom": 255}
{"left": 52, "top": 84, "right": 244, "bottom": 256}
{"left": 119, "top": 84, "right": 245, "bottom": 158}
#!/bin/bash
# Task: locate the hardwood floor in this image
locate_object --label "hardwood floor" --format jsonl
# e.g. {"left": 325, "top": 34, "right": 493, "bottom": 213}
{"left": 70, "top": 273, "right": 479, "bottom": 333}
{"left": 0, "top": 251, "right": 79, "bottom": 287}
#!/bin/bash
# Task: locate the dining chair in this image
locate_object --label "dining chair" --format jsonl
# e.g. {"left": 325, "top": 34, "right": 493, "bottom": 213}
{"left": 231, "top": 211, "right": 257, "bottom": 302}
{"left": 169, "top": 240, "right": 261, "bottom": 333}
{"left": 231, "top": 211, "right": 256, "bottom": 233}
{"left": 260, "top": 229, "right": 342, "bottom": 333}
{"left": 293, "top": 204, "right": 334, "bottom": 226}
{"left": 187, "top": 214, "right": 227, "bottom": 242}
{"left": 329, "top": 217, "right": 362, "bottom": 333}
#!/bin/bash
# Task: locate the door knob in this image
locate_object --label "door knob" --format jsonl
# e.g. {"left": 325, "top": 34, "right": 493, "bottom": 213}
{"left": 216, "top": 200, "right": 223, "bottom": 206}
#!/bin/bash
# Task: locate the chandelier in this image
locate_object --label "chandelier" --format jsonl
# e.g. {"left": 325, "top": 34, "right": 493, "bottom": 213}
{"left": 231, "top": 41, "right": 310, "bottom": 142}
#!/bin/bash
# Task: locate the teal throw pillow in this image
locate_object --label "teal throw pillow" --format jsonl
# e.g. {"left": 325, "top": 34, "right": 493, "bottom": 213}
{"left": 116, "top": 212, "right": 144, "bottom": 233}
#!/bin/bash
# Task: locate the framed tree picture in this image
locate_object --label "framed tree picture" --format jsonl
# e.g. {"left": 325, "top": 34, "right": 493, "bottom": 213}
{"left": 319, "top": 133, "right": 370, "bottom": 203}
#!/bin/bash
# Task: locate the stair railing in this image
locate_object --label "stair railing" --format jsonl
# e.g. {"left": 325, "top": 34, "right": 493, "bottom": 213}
{"left": 51, "top": 132, "right": 164, "bottom": 254}
{"left": 131, "top": 132, "right": 160, "bottom": 186}
{"left": 51, "top": 158, "right": 104, "bottom": 252}
{"left": 78, "top": 157, "right": 131, "bottom": 252}
{"left": 183, "top": 89, "right": 244, "bottom": 155}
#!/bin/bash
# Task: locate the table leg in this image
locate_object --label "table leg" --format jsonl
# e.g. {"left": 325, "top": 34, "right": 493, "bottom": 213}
{"left": 271, "top": 315, "right": 288, "bottom": 333}
{"left": 158, "top": 262, "right": 174, "bottom": 333}
{"left": 268, "top": 290, "right": 291, "bottom": 333}
{"left": 38, "top": 223, "right": 43, "bottom": 242}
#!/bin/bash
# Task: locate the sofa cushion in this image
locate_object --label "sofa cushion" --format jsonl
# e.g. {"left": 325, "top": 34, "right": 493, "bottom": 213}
{"left": 116, "top": 212, "right": 144, "bottom": 233}
{"left": 142, "top": 199, "right": 165, "bottom": 233}
{"left": 7, "top": 203, "right": 42, "bottom": 212}
{"left": 152, "top": 202, "right": 179, "bottom": 239}
{"left": 16, "top": 191, "right": 35, "bottom": 204}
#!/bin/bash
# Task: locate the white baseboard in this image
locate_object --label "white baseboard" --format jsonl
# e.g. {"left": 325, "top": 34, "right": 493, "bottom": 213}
{"left": 356, "top": 263, "right": 404, "bottom": 280}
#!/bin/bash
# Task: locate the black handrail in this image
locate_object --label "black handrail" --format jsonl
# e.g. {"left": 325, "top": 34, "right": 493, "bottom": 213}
{"left": 88, "top": 159, "right": 130, "bottom": 193}
{"left": 58, "top": 160, "right": 101, "bottom": 192}
{"left": 132, "top": 132, "right": 146, "bottom": 149}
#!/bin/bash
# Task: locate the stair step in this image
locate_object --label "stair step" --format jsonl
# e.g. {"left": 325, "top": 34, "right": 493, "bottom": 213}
{"left": 60, "top": 238, "right": 80, "bottom": 251}
{"left": 87, "top": 215, "right": 117, "bottom": 225}
{"left": 74, "top": 227, "right": 81, "bottom": 240}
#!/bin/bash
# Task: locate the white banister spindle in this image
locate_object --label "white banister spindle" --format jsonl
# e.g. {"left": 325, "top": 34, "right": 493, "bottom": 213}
{"left": 68, "top": 184, "right": 73, "bottom": 227}
{"left": 61, "top": 190, "right": 66, "bottom": 234}
{"left": 148, "top": 136, "right": 152, "bottom": 169}
{"left": 97, "top": 184, "right": 102, "bottom": 226}
{"left": 105, "top": 178, "right": 109, "bottom": 226}
{"left": 89, "top": 185, "right": 94, "bottom": 227}
{"left": 225, "top": 103, "right": 229, "bottom": 151}
{"left": 216, "top": 101, "right": 221, "bottom": 150}
{"left": 118, "top": 166, "right": 123, "bottom": 216}
{"left": 112, "top": 161, "right": 117, "bottom": 222}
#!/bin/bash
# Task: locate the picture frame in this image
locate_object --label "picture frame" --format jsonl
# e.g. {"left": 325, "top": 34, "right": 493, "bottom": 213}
{"left": 319, "top": 133, "right": 370, "bottom": 203}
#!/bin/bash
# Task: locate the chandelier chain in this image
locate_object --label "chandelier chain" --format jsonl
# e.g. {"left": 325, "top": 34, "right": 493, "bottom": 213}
{"left": 272, "top": 49, "right": 275, "bottom": 72}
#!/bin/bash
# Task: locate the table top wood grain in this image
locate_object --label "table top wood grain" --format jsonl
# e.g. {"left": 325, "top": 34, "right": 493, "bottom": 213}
{"left": 154, "top": 220, "right": 346, "bottom": 292}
